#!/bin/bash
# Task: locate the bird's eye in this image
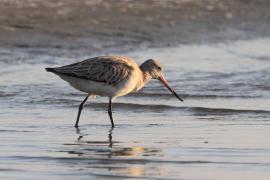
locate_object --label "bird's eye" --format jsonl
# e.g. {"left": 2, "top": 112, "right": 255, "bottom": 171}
{"left": 157, "top": 67, "right": 162, "bottom": 71}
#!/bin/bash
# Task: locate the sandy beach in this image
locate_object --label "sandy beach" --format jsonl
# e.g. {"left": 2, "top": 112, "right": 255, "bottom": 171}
{"left": 0, "top": 0, "right": 269, "bottom": 51}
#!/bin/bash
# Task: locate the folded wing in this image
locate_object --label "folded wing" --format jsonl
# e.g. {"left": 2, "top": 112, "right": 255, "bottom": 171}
{"left": 50, "top": 56, "right": 133, "bottom": 85}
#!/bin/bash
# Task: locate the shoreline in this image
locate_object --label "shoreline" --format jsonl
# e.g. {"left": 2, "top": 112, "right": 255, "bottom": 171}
{"left": 0, "top": 0, "right": 269, "bottom": 53}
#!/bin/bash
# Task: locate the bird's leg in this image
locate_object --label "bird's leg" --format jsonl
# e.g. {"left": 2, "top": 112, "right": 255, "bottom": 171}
{"left": 108, "top": 127, "right": 113, "bottom": 148}
{"left": 108, "top": 98, "right": 115, "bottom": 128}
{"left": 75, "top": 94, "right": 90, "bottom": 128}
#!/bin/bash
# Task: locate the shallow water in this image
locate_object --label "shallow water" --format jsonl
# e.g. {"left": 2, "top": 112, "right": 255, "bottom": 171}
{"left": 1, "top": 38, "right": 270, "bottom": 179}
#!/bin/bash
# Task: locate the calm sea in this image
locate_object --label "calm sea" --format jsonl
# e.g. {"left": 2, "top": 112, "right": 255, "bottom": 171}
{"left": 0, "top": 38, "right": 270, "bottom": 179}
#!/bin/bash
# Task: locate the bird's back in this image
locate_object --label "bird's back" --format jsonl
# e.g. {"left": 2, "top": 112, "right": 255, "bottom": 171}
{"left": 46, "top": 56, "right": 139, "bottom": 84}
{"left": 46, "top": 56, "right": 142, "bottom": 97}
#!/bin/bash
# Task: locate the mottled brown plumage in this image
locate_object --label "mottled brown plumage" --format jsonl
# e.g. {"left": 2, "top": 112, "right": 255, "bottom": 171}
{"left": 48, "top": 56, "right": 133, "bottom": 85}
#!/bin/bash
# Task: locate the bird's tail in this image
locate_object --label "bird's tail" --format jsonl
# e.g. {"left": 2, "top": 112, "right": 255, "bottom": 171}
{"left": 45, "top": 67, "right": 56, "bottom": 73}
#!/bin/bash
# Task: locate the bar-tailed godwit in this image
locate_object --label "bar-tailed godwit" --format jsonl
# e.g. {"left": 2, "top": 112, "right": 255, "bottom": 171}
{"left": 46, "top": 56, "right": 183, "bottom": 128}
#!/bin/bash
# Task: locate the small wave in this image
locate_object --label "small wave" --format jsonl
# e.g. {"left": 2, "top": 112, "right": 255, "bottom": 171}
{"left": 64, "top": 102, "right": 270, "bottom": 116}
{"left": 0, "top": 168, "right": 20, "bottom": 172}
{"left": 0, "top": 130, "right": 34, "bottom": 133}
{"left": 190, "top": 106, "right": 270, "bottom": 115}
{"left": 128, "top": 92, "right": 260, "bottom": 99}
{"left": 24, "top": 96, "right": 270, "bottom": 115}
{"left": 110, "top": 102, "right": 270, "bottom": 114}
{"left": 5, "top": 155, "right": 270, "bottom": 166}
{"left": 0, "top": 91, "right": 17, "bottom": 97}
{"left": 226, "top": 49, "right": 270, "bottom": 62}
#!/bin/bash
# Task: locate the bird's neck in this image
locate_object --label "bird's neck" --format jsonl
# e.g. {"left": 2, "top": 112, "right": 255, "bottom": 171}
{"left": 141, "top": 70, "right": 152, "bottom": 85}
{"left": 133, "top": 68, "right": 152, "bottom": 92}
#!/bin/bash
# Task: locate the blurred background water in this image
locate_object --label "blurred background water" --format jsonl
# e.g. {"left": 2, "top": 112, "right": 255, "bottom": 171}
{"left": 0, "top": 38, "right": 270, "bottom": 179}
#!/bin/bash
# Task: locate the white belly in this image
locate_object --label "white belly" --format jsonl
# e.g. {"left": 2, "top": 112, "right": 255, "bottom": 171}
{"left": 57, "top": 74, "right": 135, "bottom": 98}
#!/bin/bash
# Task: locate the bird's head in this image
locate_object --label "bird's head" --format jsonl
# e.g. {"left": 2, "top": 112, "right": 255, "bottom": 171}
{"left": 140, "top": 59, "right": 163, "bottom": 79}
{"left": 140, "top": 59, "right": 184, "bottom": 102}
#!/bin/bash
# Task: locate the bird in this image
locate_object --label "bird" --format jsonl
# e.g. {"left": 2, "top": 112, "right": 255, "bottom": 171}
{"left": 46, "top": 56, "right": 183, "bottom": 128}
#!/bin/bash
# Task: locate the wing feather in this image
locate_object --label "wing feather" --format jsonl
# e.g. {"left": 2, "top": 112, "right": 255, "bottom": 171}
{"left": 52, "top": 56, "right": 133, "bottom": 85}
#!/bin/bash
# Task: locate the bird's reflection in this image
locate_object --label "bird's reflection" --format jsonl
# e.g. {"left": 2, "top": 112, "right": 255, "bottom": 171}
{"left": 75, "top": 127, "right": 84, "bottom": 141}
{"left": 60, "top": 126, "right": 162, "bottom": 177}
{"left": 108, "top": 127, "right": 113, "bottom": 148}
{"left": 71, "top": 127, "right": 161, "bottom": 158}
{"left": 74, "top": 126, "right": 114, "bottom": 149}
